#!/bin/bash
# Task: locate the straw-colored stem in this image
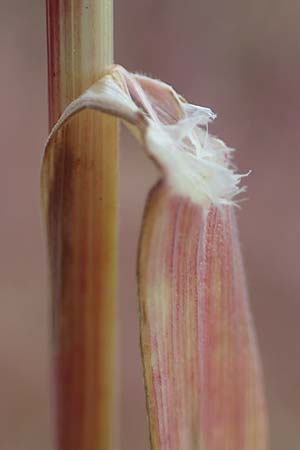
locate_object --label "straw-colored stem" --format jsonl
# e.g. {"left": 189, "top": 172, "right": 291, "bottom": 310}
{"left": 43, "top": 2, "right": 117, "bottom": 450}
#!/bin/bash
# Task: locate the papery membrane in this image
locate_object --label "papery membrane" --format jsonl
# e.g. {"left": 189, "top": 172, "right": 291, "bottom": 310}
{"left": 46, "top": 65, "right": 247, "bottom": 208}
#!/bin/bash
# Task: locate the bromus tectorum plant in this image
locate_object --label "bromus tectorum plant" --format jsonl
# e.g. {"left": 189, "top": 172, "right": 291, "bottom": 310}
{"left": 42, "top": 3, "right": 268, "bottom": 450}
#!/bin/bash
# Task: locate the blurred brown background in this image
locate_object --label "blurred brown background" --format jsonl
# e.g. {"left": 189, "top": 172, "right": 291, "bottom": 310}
{"left": 1, "top": 0, "right": 300, "bottom": 449}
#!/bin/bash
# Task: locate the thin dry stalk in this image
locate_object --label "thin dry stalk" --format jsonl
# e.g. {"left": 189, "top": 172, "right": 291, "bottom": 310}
{"left": 42, "top": 2, "right": 117, "bottom": 450}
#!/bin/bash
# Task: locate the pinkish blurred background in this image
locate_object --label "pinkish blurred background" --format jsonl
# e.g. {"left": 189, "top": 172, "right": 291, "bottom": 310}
{"left": 1, "top": 1, "right": 300, "bottom": 449}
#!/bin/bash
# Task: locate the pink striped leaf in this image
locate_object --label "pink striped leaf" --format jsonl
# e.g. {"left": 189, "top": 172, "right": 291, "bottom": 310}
{"left": 139, "top": 185, "right": 268, "bottom": 450}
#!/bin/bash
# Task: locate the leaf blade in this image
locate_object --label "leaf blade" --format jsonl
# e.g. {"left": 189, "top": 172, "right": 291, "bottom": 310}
{"left": 138, "top": 183, "right": 268, "bottom": 450}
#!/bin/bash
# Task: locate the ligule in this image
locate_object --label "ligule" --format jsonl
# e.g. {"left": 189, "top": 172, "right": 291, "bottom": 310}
{"left": 139, "top": 183, "right": 268, "bottom": 450}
